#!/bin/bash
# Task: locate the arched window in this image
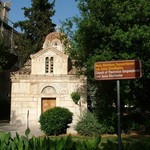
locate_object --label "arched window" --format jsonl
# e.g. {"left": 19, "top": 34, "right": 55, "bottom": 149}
{"left": 45, "top": 57, "right": 49, "bottom": 73}
{"left": 50, "top": 57, "right": 54, "bottom": 73}
{"left": 45, "top": 57, "right": 54, "bottom": 73}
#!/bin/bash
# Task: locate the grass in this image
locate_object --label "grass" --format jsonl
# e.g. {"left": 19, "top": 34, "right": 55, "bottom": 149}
{"left": 45, "top": 133, "right": 150, "bottom": 149}
{"left": 100, "top": 133, "right": 150, "bottom": 148}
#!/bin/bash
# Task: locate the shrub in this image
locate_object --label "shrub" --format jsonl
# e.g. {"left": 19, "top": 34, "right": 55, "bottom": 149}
{"left": 71, "top": 91, "right": 80, "bottom": 104}
{"left": 100, "top": 121, "right": 115, "bottom": 134}
{"left": 39, "top": 107, "right": 73, "bottom": 135}
{"left": 100, "top": 114, "right": 116, "bottom": 134}
{"left": 95, "top": 112, "right": 116, "bottom": 134}
{"left": 74, "top": 111, "right": 101, "bottom": 137}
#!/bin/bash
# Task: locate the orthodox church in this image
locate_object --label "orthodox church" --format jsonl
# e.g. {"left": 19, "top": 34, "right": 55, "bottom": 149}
{"left": 10, "top": 31, "right": 87, "bottom": 132}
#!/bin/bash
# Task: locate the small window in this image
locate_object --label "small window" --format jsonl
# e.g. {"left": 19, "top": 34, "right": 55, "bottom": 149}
{"left": 45, "top": 57, "right": 54, "bottom": 73}
{"left": 45, "top": 57, "right": 49, "bottom": 73}
{"left": 50, "top": 57, "right": 54, "bottom": 73}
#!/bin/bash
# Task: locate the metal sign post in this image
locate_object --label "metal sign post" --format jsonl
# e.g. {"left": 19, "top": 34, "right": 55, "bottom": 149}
{"left": 117, "top": 80, "right": 122, "bottom": 150}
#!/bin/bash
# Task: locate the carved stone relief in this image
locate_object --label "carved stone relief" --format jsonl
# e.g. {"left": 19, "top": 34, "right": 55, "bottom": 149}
{"left": 41, "top": 86, "right": 56, "bottom": 94}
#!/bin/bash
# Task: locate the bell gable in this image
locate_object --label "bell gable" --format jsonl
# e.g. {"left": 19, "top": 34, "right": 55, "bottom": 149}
{"left": 30, "top": 32, "right": 68, "bottom": 75}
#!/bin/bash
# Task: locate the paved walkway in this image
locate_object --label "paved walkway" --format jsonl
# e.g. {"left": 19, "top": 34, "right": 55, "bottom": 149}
{"left": 0, "top": 121, "right": 45, "bottom": 138}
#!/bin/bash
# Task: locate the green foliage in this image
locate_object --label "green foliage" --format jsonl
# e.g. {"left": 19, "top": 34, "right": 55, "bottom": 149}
{"left": 100, "top": 121, "right": 115, "bottom": 134}
{"left": 0, "top": 36, "right": 7, "bottom": 71}
{"left": 25, "top": 127, "right": 31, "bottom": 138}
{"left": 62, "top": 0, "right": 150, "bottom": 133}
{"left": 122, "top": 112, "right": 150, "bottom": 133}
{"left": 96, "top": 112, "right": 117, "bottom": 134}
{"left": 102, "top": 139, "right": 150, "bottom": 150}
{"left": 0, "top": 130, "right": 102, "bottom": 150}
{"left": 0, "top": 129, "right": 150, "bottom": 150}
{"left": 75, "top": 111, "right": 102, "bottom": 137}
{"left": 0, "top": 128, "right": 30, "bottom": 150}
{"left": 39, "top": 107, "right": 73, "bottom": 135}
{"left": 71, "top": 91, "right": 81, "bottom": 104}
{"left": 130, "top": 121, "right": 141, "bottom": 131}
{"left": 14, "top": 0, "right": 56, "bottom": 67}
{"left": 14, "top": 34, "right": 32, "bottom": 68}
{"left": 102, "top": 140, "right": 118, "bottom": 150}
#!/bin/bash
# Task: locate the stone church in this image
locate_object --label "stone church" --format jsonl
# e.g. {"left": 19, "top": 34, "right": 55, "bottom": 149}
{"left": 10, "top": 31, "right": 87, "bottom": 130}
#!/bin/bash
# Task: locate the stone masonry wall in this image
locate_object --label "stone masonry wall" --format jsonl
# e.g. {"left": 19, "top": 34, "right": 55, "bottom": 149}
{"left": 10, "top": 74, "right": 87, "bottom": 127}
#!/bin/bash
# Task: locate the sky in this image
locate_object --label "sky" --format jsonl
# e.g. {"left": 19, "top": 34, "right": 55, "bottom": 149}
{"left": 6, "top": 0, "right": 79, "bottom": 30}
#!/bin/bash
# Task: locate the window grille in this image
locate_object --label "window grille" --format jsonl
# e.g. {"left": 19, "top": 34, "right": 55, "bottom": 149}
{"left": 45, "top": 57, "right": 49, "bottom": 73}
{"left": 50, "top": 57, "right": 54, "bottom": 73}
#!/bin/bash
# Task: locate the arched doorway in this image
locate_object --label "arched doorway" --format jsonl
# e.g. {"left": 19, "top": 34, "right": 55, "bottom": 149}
{"left": 41, "top": 86, "right": 56, "bottom": 113}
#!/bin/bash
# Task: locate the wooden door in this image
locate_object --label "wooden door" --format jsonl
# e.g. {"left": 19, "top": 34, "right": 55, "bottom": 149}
{"left": 41, "top": 98, "right": 56, "bottom": 113}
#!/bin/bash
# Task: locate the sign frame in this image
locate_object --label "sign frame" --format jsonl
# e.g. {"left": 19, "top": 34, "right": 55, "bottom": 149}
{"left": 94, "top": 60, "right": 142, "bottom": 80}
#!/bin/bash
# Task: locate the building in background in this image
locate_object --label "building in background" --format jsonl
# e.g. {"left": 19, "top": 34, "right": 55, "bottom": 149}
{"left": 0, "top": 0, "right": 18, "bottom": 121}
{"left": 0, "top": 0, "right": 14, "bottom": 47}
{"left": 0, "top": 0, "right": 11, "bottom": 23}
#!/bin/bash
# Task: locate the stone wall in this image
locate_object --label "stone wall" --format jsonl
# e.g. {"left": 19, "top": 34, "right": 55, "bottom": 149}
{"left": 10, "top": 74, "right": 87, "bottom": 127}
{"left": 31, "top": 47, "right": 68, "bottom": 75}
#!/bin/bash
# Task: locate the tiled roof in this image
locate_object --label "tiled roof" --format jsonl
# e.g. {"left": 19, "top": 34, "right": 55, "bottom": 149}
{"left": 11, "top": 60, "right": 31, "bottom": 75}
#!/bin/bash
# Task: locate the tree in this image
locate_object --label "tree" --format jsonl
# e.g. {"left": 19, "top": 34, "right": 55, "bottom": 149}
{"left": 0, "top": 34, "right": 17, "bottom": 71}
{"left": 0, "top": 33, "right": 17, "bottom": 120}
{"left": 62, "top": 0, "right": 150, "bottom": 132}
{"left": 0, "top": 34, "right": 8, "bottom": 71}
{"left": 14, "top": 0, "right": 56, "bottom": 67}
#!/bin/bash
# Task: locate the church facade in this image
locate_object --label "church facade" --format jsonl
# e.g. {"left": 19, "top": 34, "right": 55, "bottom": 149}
{"left": 10, "top": 32, "right": 87, "bottom": 131}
